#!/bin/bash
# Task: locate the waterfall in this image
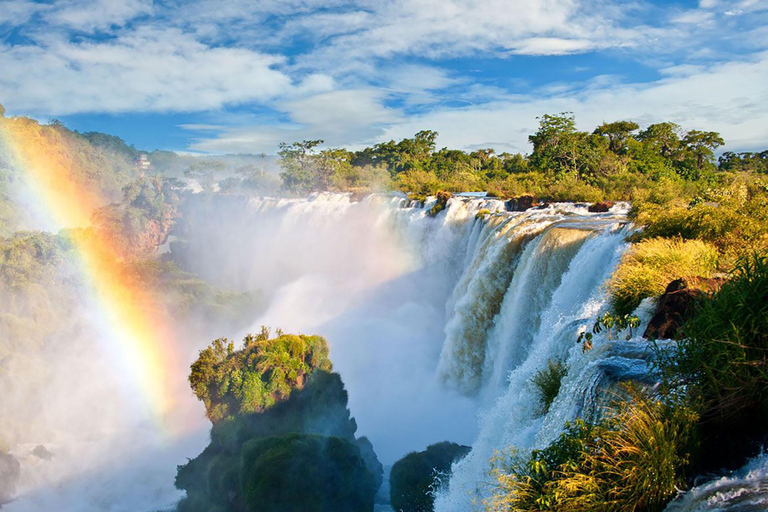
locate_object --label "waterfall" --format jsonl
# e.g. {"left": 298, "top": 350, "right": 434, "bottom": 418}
{"left": 5, "top": 191, "right": 646, "bottom": 511}
{"left": 434, "top": 213, "right": 642, "bottom": 511}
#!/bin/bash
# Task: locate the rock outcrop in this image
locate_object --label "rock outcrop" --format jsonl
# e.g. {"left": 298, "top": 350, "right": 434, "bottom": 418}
{"left": 588, "top": 201, "right": 614, "bottom": 213}
{"left": 505, "top": 194, "right": 536, "bottom": 212}
{"left": 644, "top": 277, "right": 723, "bottom": 340}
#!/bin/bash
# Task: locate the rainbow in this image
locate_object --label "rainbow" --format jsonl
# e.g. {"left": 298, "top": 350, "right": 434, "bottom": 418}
{"left": 0, "top": 116, "right": 182, "bottom": 435}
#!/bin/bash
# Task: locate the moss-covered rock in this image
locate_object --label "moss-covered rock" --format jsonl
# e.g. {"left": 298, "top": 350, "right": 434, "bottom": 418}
{"left": 390, "top": 441, "right": 471, "bottom": 512}
{"left": 176, "top": 369, "right": 383, "bottom": 512}
{"left": 242, "top": 434, "right": 376, "bottom": 512}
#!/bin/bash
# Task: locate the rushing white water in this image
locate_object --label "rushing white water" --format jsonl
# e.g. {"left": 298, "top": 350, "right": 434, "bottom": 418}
{"left": 434, "top": 206, "right": 641, "bottom": 511}
{"left": 664, "top": 452, "right": 768, "bottom": 512}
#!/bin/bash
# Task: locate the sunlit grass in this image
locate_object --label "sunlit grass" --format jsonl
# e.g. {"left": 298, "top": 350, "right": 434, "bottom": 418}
{"left": 609, "top": 237, "right": 718, "bottom": 315}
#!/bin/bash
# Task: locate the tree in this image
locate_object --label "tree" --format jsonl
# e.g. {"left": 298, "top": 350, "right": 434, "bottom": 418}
{"left": 593, "top": 120, "right": 640, "bottom": 154}
{"left": 682, "top": 130, "right": 724, "bottom": 173}
{"left": 528, "top": 113, "right": 588, "bottom": 177}
{"left": 278, "top": 139, "right": 324, "bottom": 195}
{"left": 638, "top": 122, "right": 682, "bottom": 159}
{"left": 184, "top": 159, "right": 226, "bottom": 192}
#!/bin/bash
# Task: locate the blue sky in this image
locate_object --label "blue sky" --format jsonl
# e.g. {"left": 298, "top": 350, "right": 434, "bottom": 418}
{"left": 1, "top": 0, "right": 767, "bottom": 154}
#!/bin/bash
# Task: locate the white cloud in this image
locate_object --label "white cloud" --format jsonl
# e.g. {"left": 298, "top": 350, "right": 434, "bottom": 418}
{"left": 0, "top": 28, "right": 292, "bottom": 114}
{"left": 43, "top": 0, "right": 153, "bottom": 32}
{"left": 0, "top": 0, "right": 47, "bottom": 26}
{"left": 189, "top": 89, "right": 402, "bottom": 153}
{"left": 378, "top": 52, "right": 768, "bottom": 153}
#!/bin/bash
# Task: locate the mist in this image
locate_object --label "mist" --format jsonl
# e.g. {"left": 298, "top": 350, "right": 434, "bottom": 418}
{"left": 173, "top": 193, "right": 485, "bottom": 462}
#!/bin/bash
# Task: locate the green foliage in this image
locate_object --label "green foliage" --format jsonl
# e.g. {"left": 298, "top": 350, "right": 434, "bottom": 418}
{"left": 486, "top": 388, "right": 696, "bottom": 512}
{"left": 632, "top": 176, "right": 768, "bottom": 259}
{"left": 577, "top": 313, "right": 642, "bottom": 351}
{"left": 719, "top": 151, "right": 768, "bottom": 174}
{"left": 658, "top": 254, "right": 768, "bottom": 431}
{"left": 241, "top": 434, "right": 377, "bottom": 512}
{"left": 92, "top": 176, "right": 179, "bottom": 260}
{"left": 278, "top": 139, "right": 325, "bottom": 195}
{"left": 390, "top": 441, "right": 471, "bottom": 512}
{"left": 189, "top": 330, "right": 333, "bottom": 423}
{"left": 609, "top": 237, "right": 719, "bottom": 316}
{"left": 531, "top": 359, "right": 568, "bottom": 414}
{"left": 528, "top": 113, "right": 586, "bottom": 178}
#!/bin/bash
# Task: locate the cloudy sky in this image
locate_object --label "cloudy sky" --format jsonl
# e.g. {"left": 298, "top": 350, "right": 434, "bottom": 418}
{"left": 1, "top": 0, "right": 766, "bottom": 154}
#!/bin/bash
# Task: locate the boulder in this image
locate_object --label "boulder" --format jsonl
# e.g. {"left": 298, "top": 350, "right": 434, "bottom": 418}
{"left": 644, "top": 278, "right": 723, "bottom": 340}
{"left": 588, "top": 201, "right": 614, "bottom": 213}
{"left": 32, "top": 445, "right": 53, "bottom": 461}
{"left": 505, "top": 194, "right": 536, "bottom": 212}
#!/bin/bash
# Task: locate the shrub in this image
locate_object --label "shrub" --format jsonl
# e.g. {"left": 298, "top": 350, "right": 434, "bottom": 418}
{"left": 609, "top": 237, "right": 718, "bottom": 316}
{"left": 390, "top": 441, "right": 471, "bottom": 512}
{"left": 632, "top": 176, "right": 768, "bottom": 259}
{"left": 531, "top": 359, "right": 567, "bottom": 414}
{"left": 657, "top": 253, "right": 768, "bottom": 470}
{"left": 486, "top": 388, "right": 696, "bottom": 512}
{"left": 189, "top": 331, "right": 333, "bottom": 423}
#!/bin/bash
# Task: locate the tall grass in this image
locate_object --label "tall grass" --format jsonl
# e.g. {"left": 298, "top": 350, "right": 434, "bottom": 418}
{"left": 660, "top": 253, "right": 768, "bottom": 421}
{"left": 609, "top": 237, "right": 719, "bottom": 316}
{"left": 485, "top": 387, "right": 696, "bottom": 512}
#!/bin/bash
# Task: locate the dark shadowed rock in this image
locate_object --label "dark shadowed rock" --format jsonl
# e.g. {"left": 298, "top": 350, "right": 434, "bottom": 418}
{"left": 505, "top": 194, "right": 536, "bottom": 212}
{"left": 588, "top": 201, "right": 614, "bottom": 213}
{"left": 0, "top": 451, "right": 20, "bottom": 505}
{"left": 32, "top": 445, "right": 53, "bottom": 461}
{"left": 644, "top": 278, "right": 723, "bottom": 340}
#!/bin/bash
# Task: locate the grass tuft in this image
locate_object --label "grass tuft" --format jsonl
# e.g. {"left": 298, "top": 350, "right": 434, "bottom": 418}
{"left": 531, "top": 359, "right": 568, "bottom": 414}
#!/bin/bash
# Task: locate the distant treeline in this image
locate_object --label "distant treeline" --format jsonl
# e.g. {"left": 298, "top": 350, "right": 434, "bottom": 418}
{"left": 275, "top": 113, "right": 768, "bottom": 200}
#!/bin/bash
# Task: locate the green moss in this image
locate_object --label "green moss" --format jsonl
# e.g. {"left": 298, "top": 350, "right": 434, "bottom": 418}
{"left": 241, "top": 434, "right": 376, "bottom": 512}
{"left": 390, "top": 441, "right": 471, "bottom": 512}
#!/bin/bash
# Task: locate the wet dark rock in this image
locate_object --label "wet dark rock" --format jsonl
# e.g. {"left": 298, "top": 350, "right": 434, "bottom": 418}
{"left": 588, "top": 201, "right": 614, "bottom": 213}
{"left": 505, "top": 194, "right": 536, "bottom": 212}
{"left": 32, "top": 445, "right": 53, "bottom": 461}
{"left": 428, "top": 191, "right": 451, "bottom": 217}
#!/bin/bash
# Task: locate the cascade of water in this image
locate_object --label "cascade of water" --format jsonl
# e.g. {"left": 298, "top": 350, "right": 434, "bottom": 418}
{"left": 435, "top": 221, "right": 641, "bottom": 511}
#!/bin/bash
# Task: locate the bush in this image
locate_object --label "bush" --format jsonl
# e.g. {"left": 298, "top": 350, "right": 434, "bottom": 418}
{"left": 390, "top": 441, "right": 471, "bottom": 512}
{"left": 609, "top": 237, "right": 718, "bottom": 316}
{"left": 632, "top": 176, "right": 768, "bottom": 260}
{"left": 241, "top": 434, "right": 377, "bottom": 512}
{"left": 657, "top": 253, "right": 768, "bottom": 470}
{"left": 531, "top": 359, "right": 567, "bottom": 414}
{"left": 486, "top": 388, "right": 696, "bottom": 512}
{"left": 189, "top": 331, "right": 333, "bottom": 422}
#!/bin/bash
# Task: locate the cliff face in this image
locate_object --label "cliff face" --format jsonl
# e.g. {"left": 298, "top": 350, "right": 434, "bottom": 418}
{"left": 0, "top": 451, "right": 20, "bottom": 505}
